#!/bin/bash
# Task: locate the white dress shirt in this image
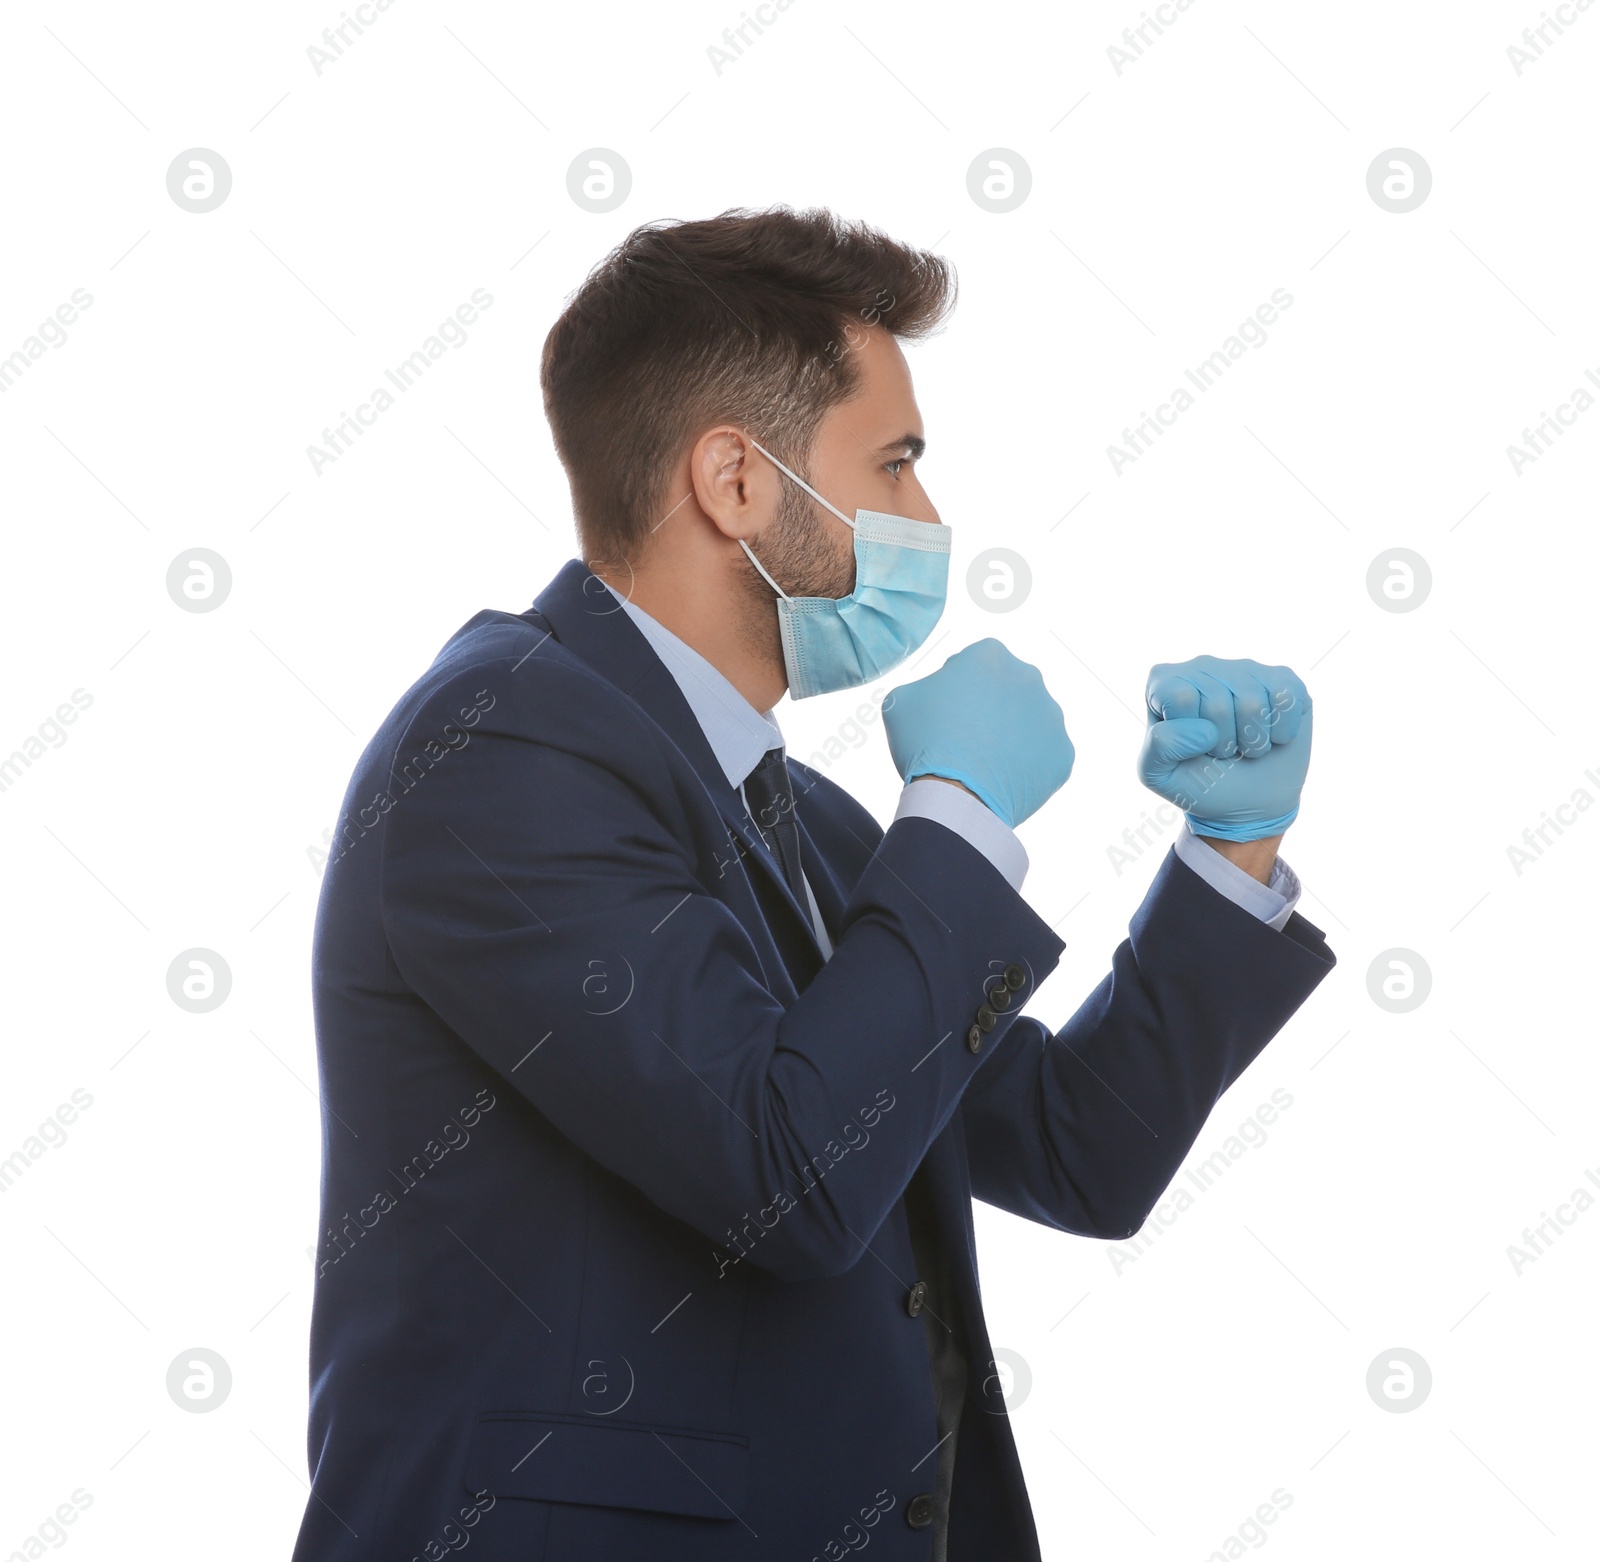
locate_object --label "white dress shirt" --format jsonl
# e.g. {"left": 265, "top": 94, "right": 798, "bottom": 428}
{"left": 599, "top": 582, "right": 1303, "bottom": 944}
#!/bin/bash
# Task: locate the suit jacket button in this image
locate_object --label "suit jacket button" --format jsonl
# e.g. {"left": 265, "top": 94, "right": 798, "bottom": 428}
{"left": 1004, "top": 963, "right": 1027, "bottom": 991}
{"left": 966, "top": 1024, "right": 983, "bottom": 1053}
{"left": 976, "top": 1004, "right": 998, "bottom": 1032}
{"left": 906, "top": 1493, "right": 935, "bottom": 1529}
{"left": 906, "top": 1280, "right": 928, "bottom": 1317}
{"left": 987, "top": 982, "right": 1012, "bottom": 1012}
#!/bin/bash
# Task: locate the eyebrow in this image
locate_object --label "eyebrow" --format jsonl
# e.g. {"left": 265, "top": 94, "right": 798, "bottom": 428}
{"left": 879, "top": 433, "right": 926, "bottom": 459}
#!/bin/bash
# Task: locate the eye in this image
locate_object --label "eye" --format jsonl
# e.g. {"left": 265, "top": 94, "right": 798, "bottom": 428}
{"left": 885, "top": 456, "right": 911, "bottom": 478}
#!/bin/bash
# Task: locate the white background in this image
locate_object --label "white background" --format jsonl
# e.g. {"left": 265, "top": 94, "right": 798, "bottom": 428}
{"left": 2, "top": 0, "right": 1596, "bottom": 1556}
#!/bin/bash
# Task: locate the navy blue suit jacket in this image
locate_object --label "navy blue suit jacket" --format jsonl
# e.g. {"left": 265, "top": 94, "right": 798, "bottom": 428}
{"left": 293, "top": 559, "right": 1335, "bottom": 1561}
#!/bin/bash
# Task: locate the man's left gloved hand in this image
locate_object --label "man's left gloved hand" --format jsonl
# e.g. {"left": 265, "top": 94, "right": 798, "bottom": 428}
{"left": 1136, "top": 655, "right": 1313, "bottom": 841}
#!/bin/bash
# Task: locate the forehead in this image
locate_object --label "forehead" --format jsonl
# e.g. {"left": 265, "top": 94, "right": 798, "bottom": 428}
{"left": 838, "top": 326, "right": 919, "bottom": 422}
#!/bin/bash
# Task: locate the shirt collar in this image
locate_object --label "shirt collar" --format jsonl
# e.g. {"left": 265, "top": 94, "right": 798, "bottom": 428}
{"left": 600, "top": 581, "right": 783, "bottom": 789}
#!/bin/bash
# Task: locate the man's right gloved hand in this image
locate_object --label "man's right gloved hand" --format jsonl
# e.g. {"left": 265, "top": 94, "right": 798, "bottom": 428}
{"left": 882, "top": 638, "right": 1074, "bottom": 828}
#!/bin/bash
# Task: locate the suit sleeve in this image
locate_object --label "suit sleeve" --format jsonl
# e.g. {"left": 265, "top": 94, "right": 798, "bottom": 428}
{"left": 960, "top": 846, "right": 1336, "bottom": 1239}
{"left": 377, "top": 658, "right": 1066, "bottom": 1282}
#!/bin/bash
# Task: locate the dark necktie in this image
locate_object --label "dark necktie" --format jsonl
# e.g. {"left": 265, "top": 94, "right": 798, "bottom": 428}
{"left": 742, "top": 746, "right": 806, "bottom": 901}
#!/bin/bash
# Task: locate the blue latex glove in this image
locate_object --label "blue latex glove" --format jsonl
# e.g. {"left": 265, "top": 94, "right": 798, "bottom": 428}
{"left": 883, "top": 639, "right": 1074, "bottom": 828}
{"left": 1137, "top": 655, "right": 1312, "bottom": 841}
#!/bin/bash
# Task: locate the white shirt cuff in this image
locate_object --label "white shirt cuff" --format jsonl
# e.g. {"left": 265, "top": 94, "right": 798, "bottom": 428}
{"left": 1173, "top": 818, "right": 1301, "bottom": 932}
{"left": 894, "top": 778, "right": 1029, "bottom": 891}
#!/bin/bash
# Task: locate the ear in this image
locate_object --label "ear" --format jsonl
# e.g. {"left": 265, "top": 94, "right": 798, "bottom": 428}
{"left": 690, "top": 427, "right": 782, "bottom": 543}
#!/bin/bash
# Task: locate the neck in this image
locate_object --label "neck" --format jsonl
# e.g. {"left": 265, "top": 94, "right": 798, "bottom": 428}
{"left": 592, "top": 538, "right": 786, "bottom": 714}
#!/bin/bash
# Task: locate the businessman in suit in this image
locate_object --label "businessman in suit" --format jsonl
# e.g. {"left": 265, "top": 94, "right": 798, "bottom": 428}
{"left": 293, "top": 207, "right": 1334, "bottom": 1561}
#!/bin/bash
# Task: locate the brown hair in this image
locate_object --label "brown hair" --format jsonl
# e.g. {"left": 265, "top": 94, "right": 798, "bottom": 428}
{"left": 540, "top": 206, "right": 956, "bottom": 562}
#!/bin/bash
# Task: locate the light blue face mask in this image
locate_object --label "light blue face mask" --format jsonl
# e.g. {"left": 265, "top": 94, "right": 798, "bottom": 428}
{"left": 738, "top": 438, "right": 951, "bottom": 700}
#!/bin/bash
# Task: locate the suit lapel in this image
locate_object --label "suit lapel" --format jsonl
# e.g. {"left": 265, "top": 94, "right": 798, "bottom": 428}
{"left": 527, "top": 560, "right": 829, "bottom": 970}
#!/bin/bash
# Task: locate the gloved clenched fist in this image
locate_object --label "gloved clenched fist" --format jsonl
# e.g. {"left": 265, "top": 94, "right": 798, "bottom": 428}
{"left": 883, "top": 639, "right": 1074, "bottom": 828}
{"left": 1137, "top": 655, "right": 1312, "bottom": 841}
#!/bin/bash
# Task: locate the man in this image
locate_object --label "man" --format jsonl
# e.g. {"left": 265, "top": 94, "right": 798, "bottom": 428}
{"left": 294, "top": 207, "right": 1333, "bottom": 1562}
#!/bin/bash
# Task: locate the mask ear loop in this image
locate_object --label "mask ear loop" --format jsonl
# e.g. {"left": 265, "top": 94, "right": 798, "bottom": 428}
{"left": 747, "top": 438, "right": 857, "bottom": 528}
{"left": 738, "top": 436, "right": 857, "bottom": 602}
{"left": 738, "top": 536, "right": 790, "bottom": 601}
